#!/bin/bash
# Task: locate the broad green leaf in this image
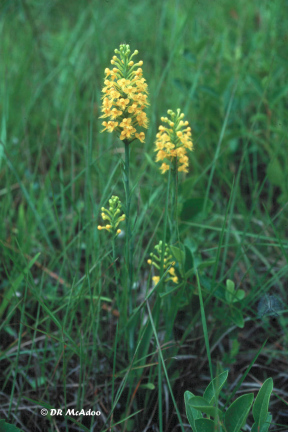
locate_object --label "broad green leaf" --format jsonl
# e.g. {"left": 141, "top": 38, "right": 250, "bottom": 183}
{"left": 252, "top": 378, "right": 273, "bottom": 430}
{"left": 229, "top": 307, "right": 244, "bottom": 328}
{"left": 184, "top": 245, "right": 194, "bottom": 274}
{"left": 234, "top": 290, "right": 245, "bottom": 302}
{"left": 224, "top": 393, "right": 254, "bottom": 432}
{"left": 185, "top": 268, "right": 195, "bottom": 279}
{"left": 200, "top": 276, "right": 226, "bottom": 301}
{"left": 194, "top": 418, "right": 215, "bottom": 432}
{"left": 184, "top": 237, "right": 198, "bottom": 253}
{"left": 180, "top": 198, "right": 213, "bottom": 221}
{"left": 225, "top": 279, "right": 235, "bottom": 303}
{"left": 251, "top": 413, "right": 272, "bottom": 432}
{"left": 170, "top": 246, "right": 185, "bottom": 266}
{"left": 203, "top": 371, "right": 229, "bottom": 404}
{"left": 184, "top": 391, "right": 202, "bottom": 431}
{"left": 188, "top": 396, "right": 222, "bottom": 418}
{"left": 0, "top": 419, "right": 22, "bottom": 432}
{"left": 267, "top": 158, "right": 284, "bottom": 187}
{"left": 226, "top": 280, "right": 245, "bottom": 303}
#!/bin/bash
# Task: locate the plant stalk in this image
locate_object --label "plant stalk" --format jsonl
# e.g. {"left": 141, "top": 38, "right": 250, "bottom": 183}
{"left": 124, "top": 140, "right": 133, "bottom": 314}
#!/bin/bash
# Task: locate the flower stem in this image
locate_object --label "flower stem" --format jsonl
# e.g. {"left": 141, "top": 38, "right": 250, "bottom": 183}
{"left": 124, "top": 140, "right": 133, "bottom": 314}
{"left": 111, "top": 236, "right": 120, "bottom": 305}
{"left": 160, "top": 168, "right": 171, "bottom": 292}
{"left": 171, "top": 162, "right": 179, "bottom": 244}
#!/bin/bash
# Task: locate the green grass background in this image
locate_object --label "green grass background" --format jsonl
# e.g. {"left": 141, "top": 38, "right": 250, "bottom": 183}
{"left": 0, "top": 0, "right": 288, "bottom": 431}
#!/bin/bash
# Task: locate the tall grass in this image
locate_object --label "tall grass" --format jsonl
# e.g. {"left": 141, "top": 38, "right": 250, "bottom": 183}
{"left": 0, "top": 0, "right": 288, "bottom": 431}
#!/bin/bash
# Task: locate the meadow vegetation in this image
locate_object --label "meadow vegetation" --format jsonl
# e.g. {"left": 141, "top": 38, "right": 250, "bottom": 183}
{"left": 0, "top": 0, "right": 288, "bottom": 431}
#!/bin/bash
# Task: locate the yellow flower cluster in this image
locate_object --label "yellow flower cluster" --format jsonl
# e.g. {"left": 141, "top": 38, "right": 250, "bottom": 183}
{"left": 100, "top": 44, "right": 149, "bottom": 143}
{"left": 98, "top": 196, "right": 125, "bottom": 237}
{"left": 154, "top": 109, "right": 193, "bottom": 174}
{"left": 147, "top": 241, "right": 178, "bottom": 286}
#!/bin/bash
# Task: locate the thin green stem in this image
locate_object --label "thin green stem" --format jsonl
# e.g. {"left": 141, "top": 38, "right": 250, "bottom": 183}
{"left": 160, "top": 168, "right": 171, "bottom": 293}
{"left": 110, "top": 322, "right": 118, "bottom": 429}
{"left": 124, "top": 140, "right": 135, "bottom": 356}
{"left": 111, "top": 236, "right": 120, "bottom": 307}
{"left": 170, "top": 163, "right": 179, "bottom": 244}
{"left": 124, "top": 140, "right": 133, "bottom": 312}
{"left": 158, "top": 356, "right": 163, "bottom": 432}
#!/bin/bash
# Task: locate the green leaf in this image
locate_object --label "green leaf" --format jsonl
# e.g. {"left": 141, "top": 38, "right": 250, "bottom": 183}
{"left": 229, "top": 307, "right": 244, "bottom": 328}
{"left": 184, "top": 391, "right": 202, "bottom": 431}
{"left": 170, "top": 246, "right": 185, "bottom": 266}
{"left": 200, "top": 275, "right": 226, "bottom": 301}
{"left": 0, "top": 419, "right": 23, "bottom": 432}
{"left": 224, "top": 393, "right": 254, "bottom": 432}
{"left": 184, "top": 245, "right": 194, "bottom": 274}
{"left": 27, "top": 376, "right": 46, "bottom": 390}
{"left": 180, "top": 198, "right": 213, "bottom": 221}
{"left": 251, "top": 413, "right": 272, "bottom": 432}
{"left": 267, "top": 158, "right": 284, "bottom": 187}
{"left": 194, "top": 418, "right": 215, "bottom": 432}
{"left": 140, "top": 383, "right": 155, "bottom": 390}
{"left": 225, "top": 279, "right": 235, "bottom": 303}
{"left": 188, "top": 396, "right": 222, "bottom": 418}
{"left": 197, "top": 260, "right": 216, "bottom": 271}
{"left": 252, "top": 378, "right": 273, "bottom": 430}
{"left": 231, "top": 339, "right": 240, "bottom": 359}
{"left": 185, "top": 268, "right": 195, "bottom": 279}
{"left": 203, "top": 371, "right": 229, "bottom": 405}
{"left": 184, "top": 237, "right": 198, "bottom": 253}
{"left": 234, "top": 290, "right": 245, "bottom": 302}
{"left": 225, "top": 280, "right": 245, "bottom": 303}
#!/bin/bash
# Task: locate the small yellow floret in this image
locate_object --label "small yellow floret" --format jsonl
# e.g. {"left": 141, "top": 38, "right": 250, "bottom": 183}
{"left": 160, "top": 163, "right": 170, "bottom": 174}
{"left": 154, "top": 109, "right": 193, "bottom": 174}
{"left": 99, "top": 44, "right": 149, "bottom": 144}
{"left": 168, "top": 267, "right": 176, "bottom": 276}
{"left": 152, "top": 276, "right": 160, "bottom": 285}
